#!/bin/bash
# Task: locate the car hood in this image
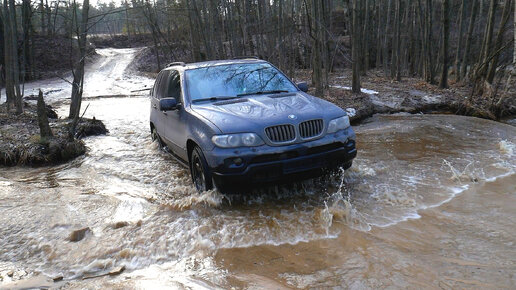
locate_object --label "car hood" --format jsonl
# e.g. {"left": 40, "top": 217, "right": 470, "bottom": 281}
{"left": 190, "top": 92, "right": 344, "bottom": 133}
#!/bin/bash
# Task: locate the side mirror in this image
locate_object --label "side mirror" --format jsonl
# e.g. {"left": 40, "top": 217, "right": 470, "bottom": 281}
{"left": 297, "top": 82, "right": 309, "bottom": 93}
{"left": 159, "top": 98, "right": 180, "bottom": 111}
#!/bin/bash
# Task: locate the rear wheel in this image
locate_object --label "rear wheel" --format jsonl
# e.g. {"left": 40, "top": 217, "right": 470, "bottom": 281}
{"left": 190, "top": 146, "right": 214, "bottom": 192}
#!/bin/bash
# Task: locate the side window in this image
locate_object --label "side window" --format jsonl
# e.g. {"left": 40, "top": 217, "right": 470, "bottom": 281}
{"left": 153, "top": 72, "right": 164, "bottom": 99}
{"left": 156, "top": 71, "right": 170, "bottom": 99}
{"left": 167, "top": 70, "right": 181, "bottom": 102}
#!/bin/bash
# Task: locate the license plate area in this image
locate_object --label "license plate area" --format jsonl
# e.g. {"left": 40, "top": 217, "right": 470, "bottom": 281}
{"left": 283, "top": 157, "right": 324, "bottom": 174}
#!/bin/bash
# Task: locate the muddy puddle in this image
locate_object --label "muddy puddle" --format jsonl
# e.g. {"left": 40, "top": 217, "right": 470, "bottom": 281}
{"left": 1, "top": 49, "right": 516, "bottom": 289}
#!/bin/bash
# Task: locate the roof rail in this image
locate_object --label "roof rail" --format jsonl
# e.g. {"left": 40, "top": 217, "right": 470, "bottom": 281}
{"left": 232, "top": 56, "right": 260, "bottom": 60}
{"left": 167, "top": 62, "right": 186, "bottom": 67}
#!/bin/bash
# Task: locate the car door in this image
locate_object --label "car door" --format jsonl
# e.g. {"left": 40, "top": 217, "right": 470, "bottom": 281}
{"left": 163, "top": 70, "right": 188, "bottom": 161}
{"left": 151, "top": 71, "right": 169, "bottom": 138}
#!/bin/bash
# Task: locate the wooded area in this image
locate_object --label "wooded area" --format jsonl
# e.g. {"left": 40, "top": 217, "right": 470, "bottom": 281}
{"left": 1, "top": 0, "right": 515, "bottom": 119}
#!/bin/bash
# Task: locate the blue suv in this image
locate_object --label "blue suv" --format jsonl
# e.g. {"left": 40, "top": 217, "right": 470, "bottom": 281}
{"left": 150, "top": 58, "right": 357, "bottom": 192}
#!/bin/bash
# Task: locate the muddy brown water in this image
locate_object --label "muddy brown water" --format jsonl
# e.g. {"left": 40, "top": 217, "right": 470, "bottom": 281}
{"left": 1, "top": 49, "right": 516, "bottom": 289}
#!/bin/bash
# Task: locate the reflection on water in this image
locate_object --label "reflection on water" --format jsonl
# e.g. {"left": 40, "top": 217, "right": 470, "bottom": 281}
{"left": 2, "top": 100, "right": 515, "bottom": 288}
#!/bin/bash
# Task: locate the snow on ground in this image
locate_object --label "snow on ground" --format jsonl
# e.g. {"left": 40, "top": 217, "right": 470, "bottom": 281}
{"left": 330, "top": 85, "right": 379, "bottom": 95}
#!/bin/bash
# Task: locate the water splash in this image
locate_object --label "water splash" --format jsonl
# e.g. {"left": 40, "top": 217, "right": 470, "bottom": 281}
{"left": 498, "top": 140, "right": 515, "bottom": 156}
{"left": 442, "top": 159, "right": 485, "bottom": 183}
{"left": 162, "top": 189, "right": 226, "bottom": 210}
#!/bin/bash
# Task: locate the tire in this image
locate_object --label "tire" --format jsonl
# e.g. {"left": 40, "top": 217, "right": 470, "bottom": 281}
{"left": 151, "top": 127, "right": 165, "bottom": 148}
{"left": 343, "top": 161, "right": 353, "bottom": 170}
{"left": 190, "top": 146, "right": 214, "bottom": 192}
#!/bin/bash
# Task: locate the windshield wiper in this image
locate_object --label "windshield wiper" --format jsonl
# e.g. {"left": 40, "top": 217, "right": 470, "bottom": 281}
{"left": 192, "top": 96, "right": 240, "bottom": 103}
{"left": 237, "top": 90, "right": 289, "bottom": 97}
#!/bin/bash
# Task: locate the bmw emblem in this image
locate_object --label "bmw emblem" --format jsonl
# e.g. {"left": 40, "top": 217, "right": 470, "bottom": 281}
{"left": 288, "top": 114, "right": 297, "bottom": 120}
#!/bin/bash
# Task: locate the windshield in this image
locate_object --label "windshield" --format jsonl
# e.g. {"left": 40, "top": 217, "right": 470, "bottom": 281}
{"left": 185, "top": 62, "right": 298, "bottom": 102}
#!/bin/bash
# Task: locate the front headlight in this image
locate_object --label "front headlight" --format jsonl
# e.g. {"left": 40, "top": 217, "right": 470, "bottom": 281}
{"left": 212, "top": 133, "right": 264, "bottom": 148}
{"left": 327, "top": 115, "right": 350, "bottom": 133}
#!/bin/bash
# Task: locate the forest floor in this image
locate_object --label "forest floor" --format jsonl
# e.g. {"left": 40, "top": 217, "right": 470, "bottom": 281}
{"left": 296, "top": 69, "right": 516, "bottom": 123}
{"left": 32, "top": 35, "right": 98, "bottom": 80}
{"left": 0, "top": 102, "right": 107, "bottom": 166}
{"left": 0, "top": 35, "right": 107, "bottom": 167}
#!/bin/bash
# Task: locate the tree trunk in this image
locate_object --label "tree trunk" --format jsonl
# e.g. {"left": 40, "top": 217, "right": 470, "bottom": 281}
{"left": 439, "top": 0, "right": 449, "bottom": 88}
{"left": 2, "top": 0, "right": 14, "bottom": 111}
{"left": 383, "top": 0, "right": 392, "bottom": 77}
{"left": 486, "top": 0, "right": 512, "bottom": 83}
{"left": 461, "top": 0, "right": 479, "bottom": 79}
{"left": 40, "top": 0, "right": 45, "bottom": 34}
{"left": 476, "top": 0, "right": 498, "bottom": 79}
{"left": 209, "top": 0, "right": 224, "bottom": 58}
{"left": 68, "top": 0, "right": 89, "bottom": 128}
{"left": 424, "top": 0, "right": 434, "bottom": 84}
{"left": 454, "top": 0, "right": 467, "bottom": 81}
{"left": 312, "top": 0, "right": 323, "bottom": 97}
{"left": 186, "top": 0, "right": 202, "bottom": 61}
{"left": 375, "top": 0, "right": 382, "bottom": 68}
{"left": 278, "top": 0, "right": 284, "bottom": 69}
{"left": 392, "top": 0, "right": 401, "bottom": 81}
{"left": 352, "top": 0, "right": 361, "bottom": 93}
{"left": 362, "top": 0, "right": 370, "bottom": 73}
{"left": 37, "top": 90, "right": 53, "bottom": 139}
{"left": 124, "top": 0, "right": 131, "bottom": 38}
{"left": 22, "top": 0, "right": 33, "bottom": 81}
{"left": 3, "top": 0, "right": 22, "bottom": 114}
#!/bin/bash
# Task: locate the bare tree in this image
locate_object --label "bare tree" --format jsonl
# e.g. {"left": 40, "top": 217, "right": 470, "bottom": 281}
{"left": 486, "top": 0, "right": 513, "bottom": 83}
{"left": 424, "top": 0, "right": 434, "bottom": 84}
{"left": 475, "top": 0, "right": 498, "bottom": 80}
{"left": 391, "top": 0, "right": 401, "bottom": 81}
{"left": 454, "top": 0, "right": 467, "bottom": 81}
{"left": 311, "top": 0, "right": 324, "bottom": 97}
{"left": 2, "top": 0, "right": 23, "bottom": 114}
{"left": 351, "top": 0, "right": 360, "bottom": 93}
{"left": 461, "top": 0, "right": 479, "bottom": 80}
{"left": 439, "top": 0, "right": 449, "bottom": 88}
{"left": 68, "top": 0, "right": 89, "bottom": 138}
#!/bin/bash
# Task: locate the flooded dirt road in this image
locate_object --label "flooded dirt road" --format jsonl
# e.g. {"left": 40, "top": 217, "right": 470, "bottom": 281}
{"left": 1, "top": 49, "right": 516, "bottom": 289}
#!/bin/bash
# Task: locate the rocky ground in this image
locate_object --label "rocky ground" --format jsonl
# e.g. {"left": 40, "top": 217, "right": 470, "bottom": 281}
{"left": 0, "top": 101, "right": 107, "bottom": 166}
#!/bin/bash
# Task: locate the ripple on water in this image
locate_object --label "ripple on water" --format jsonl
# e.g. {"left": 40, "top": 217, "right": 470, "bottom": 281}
{"left": 337, "top": 115, "right": 516, "bottom": 230}
{"left": 2, "top": 101, "right": 516, "bottom": 282}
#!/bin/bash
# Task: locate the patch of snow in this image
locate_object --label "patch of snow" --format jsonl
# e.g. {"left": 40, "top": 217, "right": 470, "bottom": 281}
{"left": 422, "top": 94, "right": 443, "bottom": 104}
{"left": 345, "top": 108, "right": 357, "bottom": 118}
{"left": 330, "top": 85, "right": 379, "bottom": 95}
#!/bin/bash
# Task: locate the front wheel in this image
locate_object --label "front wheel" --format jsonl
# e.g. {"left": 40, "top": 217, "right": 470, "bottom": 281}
{"left": 151, "top": 127, "right": 165, "bottom": 148}
{"left": 190, "top": 146, "right": 214, "bottom": 192}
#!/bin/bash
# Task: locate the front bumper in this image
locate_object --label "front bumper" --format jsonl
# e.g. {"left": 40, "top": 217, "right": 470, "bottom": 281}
{"left": 204, "top": 128, "right": 357, "bottom": 187}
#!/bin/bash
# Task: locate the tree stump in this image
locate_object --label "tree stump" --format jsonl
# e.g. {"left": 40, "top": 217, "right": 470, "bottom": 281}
{"left": 37, "top": 89, "right": 53, "bottom": 139}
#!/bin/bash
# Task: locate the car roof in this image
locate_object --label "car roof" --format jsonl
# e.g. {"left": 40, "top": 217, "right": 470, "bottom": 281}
{"left": 162, "top": 58, "right": 268, "bottom": 72}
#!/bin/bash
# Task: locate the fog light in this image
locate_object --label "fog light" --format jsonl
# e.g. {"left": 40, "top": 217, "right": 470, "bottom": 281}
{"left": 233, "top": 158, "right": 243, "bottom": 166}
